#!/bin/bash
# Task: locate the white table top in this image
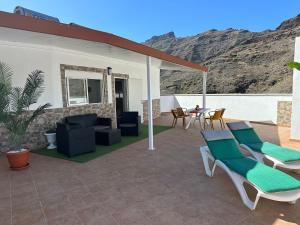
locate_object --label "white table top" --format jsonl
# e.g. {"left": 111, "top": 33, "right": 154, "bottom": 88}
{"left": 187, "top": 108, "right": 210, "bottom": 114}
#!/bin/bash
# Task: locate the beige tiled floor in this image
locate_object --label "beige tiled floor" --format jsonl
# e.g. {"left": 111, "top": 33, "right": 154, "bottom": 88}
{"left": 1, "top": 114, "right": 300, "bottom": 225}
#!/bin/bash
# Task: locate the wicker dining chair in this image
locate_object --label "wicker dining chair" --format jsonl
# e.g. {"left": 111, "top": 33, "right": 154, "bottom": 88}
{"left": 171, "top": 108, "right": 189, "bottom": 127}
{"left": 220, "top": 108, "right": 226, "bottom": 128}
{"left": 205, "top": 108, "right": 226, "bottom": 130}
{"left": 171, "top": 109, "right": 178, "bottom": 127}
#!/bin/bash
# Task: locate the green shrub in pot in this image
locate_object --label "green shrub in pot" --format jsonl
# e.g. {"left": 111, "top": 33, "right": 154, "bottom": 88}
{"left": 0, "top": 62, "right": 51, "bottom": 170}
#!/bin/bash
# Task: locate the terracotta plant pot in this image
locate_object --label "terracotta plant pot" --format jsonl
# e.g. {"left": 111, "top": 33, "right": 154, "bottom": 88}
{"left": 6, "top": 149, "right": 30, "bottom": 170}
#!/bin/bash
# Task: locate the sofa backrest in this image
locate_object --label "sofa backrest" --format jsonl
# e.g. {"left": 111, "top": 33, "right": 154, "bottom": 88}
{"left": 65, "top": 114, "right": 97, "bottom": 128}
{"left": 121, "top": 112, "right": 138, "bottom": 123}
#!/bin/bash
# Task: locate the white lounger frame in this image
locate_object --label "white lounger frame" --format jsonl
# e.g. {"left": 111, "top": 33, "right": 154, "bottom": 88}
{"left": 240, "top": 144, "right": 300, "bottom": 172}
{"left": 200, "top": 146, "right": 300, "bottom": 210}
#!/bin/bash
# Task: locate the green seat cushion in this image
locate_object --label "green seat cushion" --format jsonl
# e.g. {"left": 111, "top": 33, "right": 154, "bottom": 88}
{"left": 230, "top": 128, "right": 262, "bottom": 144}
{"left": 206, "top": 137, "right": 300, "bottom": 192}
{"left": 206, "top": 139, "right": 244, "bottom": 160}
{"left": 247, "top": 142, "right": 300, "bottom": 163}
{"left": 223, "top": 157, "right": 300, "bottom": 193}
{"left": 230, "top": 127, "right": 300, "bottom": 163}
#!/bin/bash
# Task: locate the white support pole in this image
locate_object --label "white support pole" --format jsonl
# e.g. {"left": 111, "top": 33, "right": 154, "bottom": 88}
{"left": 202, "top": 71, "right": 207, "bottom": 109}
{"left": 146, "top": 56, "right": 155, "bottom": 150}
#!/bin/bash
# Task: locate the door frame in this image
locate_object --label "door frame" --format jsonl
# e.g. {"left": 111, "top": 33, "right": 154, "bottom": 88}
{"left": 113, "top": 74, "right": 129, "bottom": 114}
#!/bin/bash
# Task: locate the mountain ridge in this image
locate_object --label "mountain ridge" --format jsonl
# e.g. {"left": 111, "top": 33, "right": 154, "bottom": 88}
{"left": 144, "top": 14, "right": 300, "bottom": 94}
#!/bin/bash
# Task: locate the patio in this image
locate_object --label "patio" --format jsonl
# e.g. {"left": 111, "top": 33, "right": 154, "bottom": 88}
{"left": 0, "top": 115, "right": 300, "bottom": 225}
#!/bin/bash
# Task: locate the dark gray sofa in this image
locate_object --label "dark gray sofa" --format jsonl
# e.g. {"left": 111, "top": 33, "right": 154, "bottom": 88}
{"left": 56, "top": 114, "right": 112, "bottom": 157}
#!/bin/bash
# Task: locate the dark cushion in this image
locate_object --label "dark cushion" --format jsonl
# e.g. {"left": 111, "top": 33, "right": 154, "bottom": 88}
{"left": 68, "top": 123, "right": 82, "bottom": 130}
{"left": 65, "top": 114, "right": 97, "bottom": 128}
{"left": 119, "top": 123, "right": 137, "bottom": 128}
{"left": 95, "top": 128, "right": 119, "bottom": 134}
{"left": 120, "top": 112, "right": 138, "bottom": 123}
{"left": 94, "top": 125, "right": 111, "bottom": 131}
{"left": 95, "top": 129, "right": 121, "bottom": 145}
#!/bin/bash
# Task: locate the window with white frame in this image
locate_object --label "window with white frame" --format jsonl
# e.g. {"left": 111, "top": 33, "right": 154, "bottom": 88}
{"left": 66, "top": 70, "right": 103, "bottom": 106}
{"left": 87, "top": 79, "right": 102, "bottom": 103}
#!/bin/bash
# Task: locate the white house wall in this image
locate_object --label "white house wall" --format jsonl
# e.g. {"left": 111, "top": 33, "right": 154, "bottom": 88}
{"left": 161, "top": 94, "right": 292, "bottom": 124}
{"left": 128, "top": 78, "right": 143, "bottom": 118}
{"left": 0, "top": 41, "right": 55, "bottom": 110}
{"left": 291, "top": 37, "right": 300, "bottom": 139}
{"left": 0, "top": 40, "right": 161, "bottom": 118}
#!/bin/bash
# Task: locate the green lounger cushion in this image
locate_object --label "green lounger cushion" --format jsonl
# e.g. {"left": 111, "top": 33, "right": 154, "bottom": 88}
{"left": 205, "top": 135, "right": 300, "bottom": 193}
{"left": 206, "top": 139, "right": 244, "bottom": 160}
{"left": 247, "top": 142, "right": 300, "bottom": 163}
{"left": 230, "top": 128, "right": 262, "bottom": 144}
{"left": 230, "top": 127, "right": 300, "bottom": 162}
{"left": 223, "top": 157, "right": 300, "bottom": 193}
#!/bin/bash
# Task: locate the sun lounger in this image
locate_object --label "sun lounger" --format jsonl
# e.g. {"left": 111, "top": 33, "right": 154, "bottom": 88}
{"left": 227, "top": 121, "right": 300, "bottom": 171}
{"left": 200, "top": 130, "right": 300, "bottom": 210}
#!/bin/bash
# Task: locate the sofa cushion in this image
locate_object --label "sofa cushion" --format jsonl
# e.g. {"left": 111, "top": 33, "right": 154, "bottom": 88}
{"left": 94, "top": 125, "right": 111, "bottom": 131}
{"left": 119, "top": 123, "right": 137, "bottom": 128}
{"left": 66, "top": 114, "right": 97, "bottom": 128}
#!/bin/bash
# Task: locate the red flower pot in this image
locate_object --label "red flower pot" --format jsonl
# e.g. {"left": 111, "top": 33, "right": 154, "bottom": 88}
{"left": 6, "top": 149, "right": 30, "bottom": 170}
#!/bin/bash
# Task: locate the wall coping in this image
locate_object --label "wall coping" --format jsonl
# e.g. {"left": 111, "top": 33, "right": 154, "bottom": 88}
{"left": 161, "top": 94, "right": 293, "bottom": 97}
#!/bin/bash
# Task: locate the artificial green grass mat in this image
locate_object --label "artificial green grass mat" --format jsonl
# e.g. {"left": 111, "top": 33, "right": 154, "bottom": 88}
{"left": 32, "top": 125, "right": 171, "bottom": 163}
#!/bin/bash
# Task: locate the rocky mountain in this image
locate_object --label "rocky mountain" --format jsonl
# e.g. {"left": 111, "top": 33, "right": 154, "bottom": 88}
{"left": 144, "top": 14, "right": 300, "bottom": 94}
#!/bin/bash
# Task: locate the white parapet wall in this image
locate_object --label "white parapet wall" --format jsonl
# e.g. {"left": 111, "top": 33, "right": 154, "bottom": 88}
{"left": 291, "top": 37, "right": 300, "bottom": 140}
{"left": 161, "top": 94, "right": 292, "bottom": 124}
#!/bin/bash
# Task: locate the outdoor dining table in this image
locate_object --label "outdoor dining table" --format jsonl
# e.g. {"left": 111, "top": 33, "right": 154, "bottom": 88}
{"left": 184, "top": 108, "right": 210, "bottom": 130}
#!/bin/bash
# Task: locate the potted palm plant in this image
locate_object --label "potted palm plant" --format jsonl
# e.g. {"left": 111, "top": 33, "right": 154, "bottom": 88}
{"left": 0, "top": 62, "right": 50, "bottom": 170}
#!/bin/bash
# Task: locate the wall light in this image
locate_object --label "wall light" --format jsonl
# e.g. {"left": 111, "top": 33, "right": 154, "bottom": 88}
{"left": 107, "top": 67, "right": 112, "bottom": 76}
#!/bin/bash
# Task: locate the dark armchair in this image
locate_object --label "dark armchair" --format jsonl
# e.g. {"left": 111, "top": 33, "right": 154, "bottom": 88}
{"left": 117, "top": 112, "right": 140, "bottom": 136}
{"left": 56, "top": 113, "right": 112, "bottom": 157}
{"left": 56, "top": 122, "right": 95, "bottom": 157}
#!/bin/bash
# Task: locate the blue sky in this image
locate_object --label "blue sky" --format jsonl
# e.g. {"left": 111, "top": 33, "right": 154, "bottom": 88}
{"left": 1, "top": 0, "right": 300, "bottom": 42}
